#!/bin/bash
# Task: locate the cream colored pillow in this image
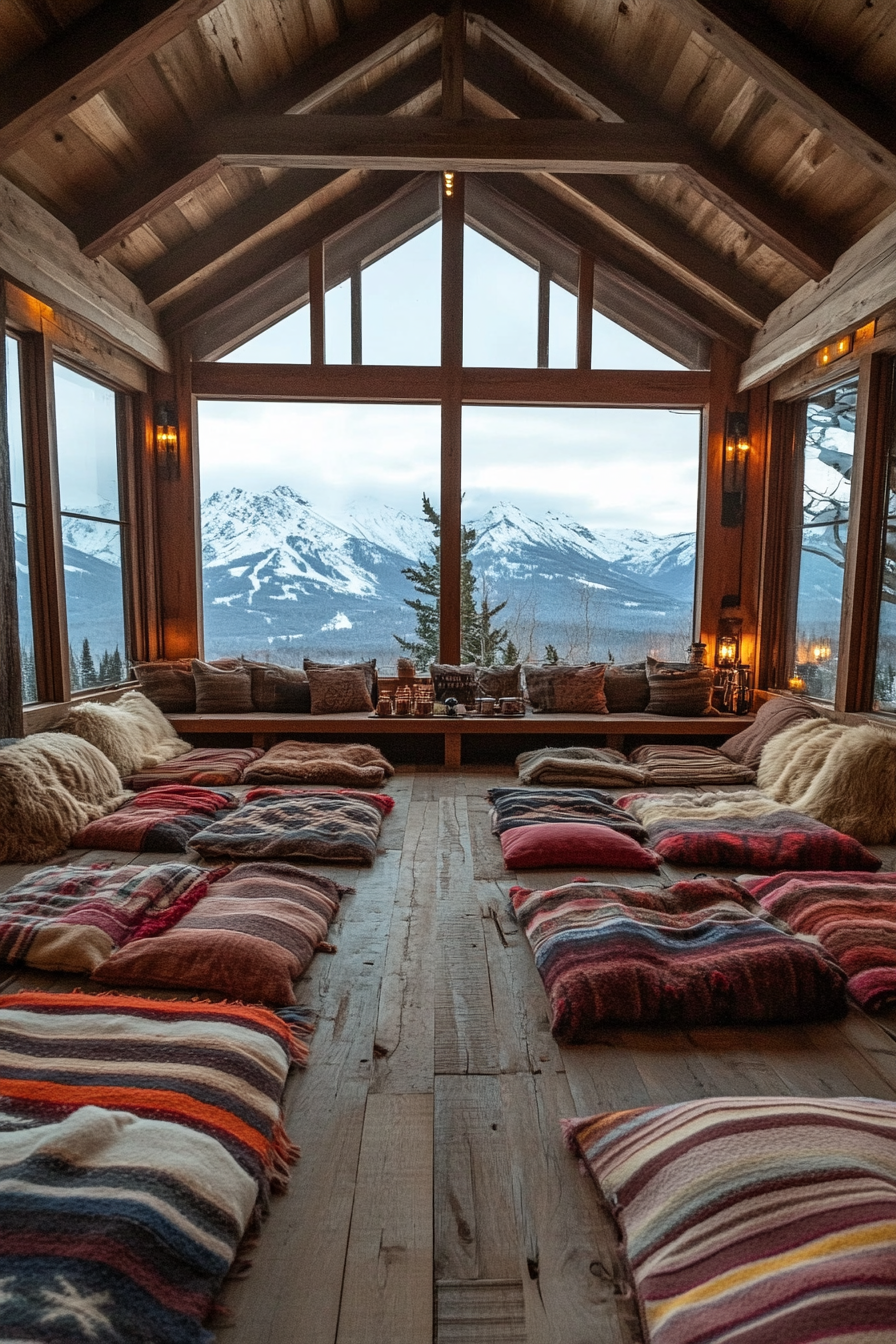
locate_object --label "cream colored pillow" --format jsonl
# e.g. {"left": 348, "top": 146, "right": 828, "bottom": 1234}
{"left": 55, "top": 690, "right": 192, "bottom": 776}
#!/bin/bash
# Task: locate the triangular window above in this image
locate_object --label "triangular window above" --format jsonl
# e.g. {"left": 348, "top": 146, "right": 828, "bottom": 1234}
{"left": 592, "top": 309, "right": 688, "bottom": 371}
{"left": 464, "top": 226, "right": 539, "bottom": 368}
{"left": 219, "top": 306, "right": 310, "bottom": 363}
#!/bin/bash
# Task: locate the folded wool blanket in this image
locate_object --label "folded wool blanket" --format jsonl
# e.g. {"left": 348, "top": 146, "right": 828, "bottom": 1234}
{"left": 742, "top": 871, "right": 896, "bottom": 1010}
{"left": 0, "top": 1105, "right": 258, "bottom": 1344}
{"left": 487, "top": 786, "right": 648, "bottom": 840}
{"left": 189, "top": 788, "right": 393, "bottom": 864}
{"left": 124, "top": 746, "right": 263, "bottom": 790}
{"left": 242, "top": 741, "right": 395, "bottom": 788}
{"left": 628, "top": 743, "right": 756, "bottom": 786}
{"left": 758, "top": 717, "right": 896, "bottom": 843}
{"left": 0, "top": 862, "right": 219, "bottom": 973}
{"left": 0, "top": 992, "right": 312, "bottom": 1194}
{"left": 619, "top": 790, "right": 882, "bottom": 871}
{"left": 511, "top": 877, "right": 846, "bottom": 1038}
{"left": 516, "top": 746, "right": 647, "bottom": 788}
{"left": 71, "top": 785, "right": 236, "bottom": 852}
{"left": 0, "top": 732, "right": 130, "bottom": 863}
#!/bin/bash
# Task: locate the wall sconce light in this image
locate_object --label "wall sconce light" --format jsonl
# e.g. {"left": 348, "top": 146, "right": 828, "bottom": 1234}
{"left": 816, "top": 334, "right": 853, "bottom": 367}
{"left": 155, "top": 402, "right": 178, "bottom": 480}
{"left": 721, "top": 411, "right": 749, "bottom": 527}
{"left": 716, "top": 616, "right": 742, "bottom": 667}
{"left": 443, "top": 170, "right": 455, "bottom": 198}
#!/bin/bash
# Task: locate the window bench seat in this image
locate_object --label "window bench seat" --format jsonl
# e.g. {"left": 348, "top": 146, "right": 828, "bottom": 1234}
{"left": 166, "top": 710, "right": 755, "bottom": 769}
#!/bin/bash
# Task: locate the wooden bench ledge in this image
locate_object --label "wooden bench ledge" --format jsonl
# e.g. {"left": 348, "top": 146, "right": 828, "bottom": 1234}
{"left": 167, "top": 710, "right": 754, "bottom": 768}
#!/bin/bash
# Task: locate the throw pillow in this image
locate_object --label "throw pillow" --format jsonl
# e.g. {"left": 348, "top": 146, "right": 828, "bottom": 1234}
{"left": 430, "top": 663, "right": 478, "bottom": 707}
{"left": 189, "top": 789, "right": 393, "bottom": 864}
{"left": 717, "top": 692, "right": 818, "bottom": 766}
{"left": 191, "top": 659, "right": 255, "bottom": 714}
{"left": 645, "top": 656, "right": 714, "bottom": 716}
{"left": 306, "top": 666, "right": 374, "bottom": 714}
{"left": 93, "top": 863, "right": 348, "bottom": 1006}
{"left": 54, "top": 690, "right": 192, "bottom": 775}
{"left": 523, "top": 664, "right": 608, "bottom": 714}
{"left": 603, "top": 661, "right": 650, "bottom": 713}
{"left": 133, "top": 660, "right": 196, "bottom": 713}
{"left": 499, "top": 821, "right": 659, "bottom": 870}
{"left": 476, "top": 664, "right": 521, "bottom": 700}
{"left": 124, "top": 746, "right": 263, "bottom": 790}
{"left": 564, "top": 1095, "right": 896, "bottom": 1344}
{"left": 304, "top": 658, "right": 379, "bottom": 705}
{"left": 242, "top": 660, "right": 312, "bottom": 713}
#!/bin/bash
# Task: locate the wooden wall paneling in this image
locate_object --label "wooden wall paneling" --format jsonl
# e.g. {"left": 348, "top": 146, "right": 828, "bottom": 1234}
{"left": 310, "top": 242, "right": 326, "bottom": 367}
{"left": 836, "top": 352, "right": 895, "bottom": 712}
{"left": 757, "top": 398, "right": 805, "bottom": 691}
{"left": 441, "top": 170, "right": 464, "bottom": 666}
{"left": 155, "top": 337, "right": 200, "bottom": 659}
{"left": 21, "top": 330, "right": 68, "bottom": 704}
{"left": 576, "top": 250, "right": 594, "bottom": 370}
{"left": 697, "top": 339, "right": 746, "bottom": 662}
{"left": 0, "top": 283, "right": 24, "bottom": 736}
{"left": 4, "top": 283, "right": 148, "bottom": 394}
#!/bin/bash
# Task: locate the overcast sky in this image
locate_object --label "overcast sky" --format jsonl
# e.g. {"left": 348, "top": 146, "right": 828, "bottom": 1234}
{"left": 198, "top": 222, "right": 701, "bottom": 535}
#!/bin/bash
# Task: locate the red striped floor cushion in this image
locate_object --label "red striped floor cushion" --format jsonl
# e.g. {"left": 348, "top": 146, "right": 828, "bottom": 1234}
{"left": 500, "top": 821, "right": 660, "bottom": 871}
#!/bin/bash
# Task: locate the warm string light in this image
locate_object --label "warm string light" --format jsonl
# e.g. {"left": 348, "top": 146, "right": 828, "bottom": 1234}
{"left": 443, "top": 170, "right": 455, "bottom": 197}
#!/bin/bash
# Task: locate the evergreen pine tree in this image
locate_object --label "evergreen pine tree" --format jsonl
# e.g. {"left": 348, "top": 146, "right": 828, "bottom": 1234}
{"left": 80, "top": 638, "right": 97, "bottom": 688}
{"left": 69, "top": 644, "right": 81, "bottom": 692}
{"left": 544, "top": 644, "right": 559, "bottom": 664}
{"left": 98, "top": 651, "right": 111, "bottom": 684}
{"left": 109, "top": 647, "right": 123, "bottom": 683}
{"left": 19, "top": 645, "right": 37, "bottom": 702}
{"left": 394, "top": 495, "right": 441, "bottom": 665}
{"left": 502, "top": 639, "right": 519, "bottom": 665}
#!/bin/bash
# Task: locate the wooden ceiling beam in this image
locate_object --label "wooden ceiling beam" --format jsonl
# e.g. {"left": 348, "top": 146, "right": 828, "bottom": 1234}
{"left": 197, "top": 115, "right": 693, "bottom": 173}
{"left": 658, "top": 0, "right": 896, "bottom": 189}
{"left": 488, "top": 174, "right": 752, "bottom": 352}
{"left": 463, "top": 46, "right": 773, "bottom": 326}
{"left": 470, "top": 2, "right": 840, "bottom": 280}
{"left": 0, "top": 0, "right": 223, "bottom": 163}
{"left": 136, "top": 48, "right": 443, "bottom": 305}
{"left": 159, "top": 172, "right": 421, "bottom": 335}
{"left": 72, "top": 0, "right": 440, "bottom": 257}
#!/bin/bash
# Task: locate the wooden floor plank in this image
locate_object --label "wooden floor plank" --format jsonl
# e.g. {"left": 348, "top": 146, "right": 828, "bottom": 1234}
{"left": 436, "top": 1279, "right": 526, "bottom": 1344}
{"left": 336, "top": 1092, "right": 433, "bottom": 1344}
{"left": 435, "top": 1075, "right": 520, "bottom": 1284}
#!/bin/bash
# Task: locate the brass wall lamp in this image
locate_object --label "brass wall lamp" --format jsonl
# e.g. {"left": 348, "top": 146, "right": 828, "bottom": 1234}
{"left": 721, "top": 411, "right": 749, "bottom": 527}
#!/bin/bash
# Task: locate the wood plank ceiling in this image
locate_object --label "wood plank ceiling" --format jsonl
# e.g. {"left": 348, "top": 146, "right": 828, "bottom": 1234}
{"left": 1, "top": 0, "right": 895, "bottom": 361}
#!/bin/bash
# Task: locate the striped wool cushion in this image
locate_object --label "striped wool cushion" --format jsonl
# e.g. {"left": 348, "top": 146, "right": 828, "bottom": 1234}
{"left": 744, "top": 871, "right": 896, "bottom": 1010}
{"left": 628, "top": 744, "right": 756, "bottom": 786}
{"left": 488, "top": 787, "right": 648, "bottom": 840}
{"left": 93, "top": 862, "right": 350, "bottom": 1005}
{"left": 189, "top": 788, "right": 394, "bottom": 864}
{"left": 645, "top": 658, "right": 714, "bottom": 716}
{"left": 0, "top": 1105, "right": 258, "bottom": 1344}
{"left": 124, "top": 747, "right": 263, "bottom": 790}
{"left": 0, "top": 992, "right": 311, "bottom": 1193}
{"left": 564, "top": 1095, "right": 896, "bottom": 1344}
{"left": 71, "top": 784, "right": 236, "bottom": 852}
{"left": 512, "top": 878, "right": 846, "bottom": 1038}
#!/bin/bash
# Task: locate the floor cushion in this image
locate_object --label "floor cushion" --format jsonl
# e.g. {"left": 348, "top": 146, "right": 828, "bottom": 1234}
{"left": 0, "top": 732, "right": 129, "bottom": 863}
{"left": 717, "top": 693, "right": 818, "bottom": 768}
{"left": 0, "top": 861, "right": 215, "bottom": 973}
{"left": 564, "top": 1095, "right": 896, "bottom": 1344}
{"left": 500, "top": 821, "right": 660, "bottom": 871}
{"left": 0, "top": 1105, "right": 258, "bottom": 1344}
{"left": 241, "top": 741, "right": 394, "bottom": 788}
{"left": 628, "top": 743, "right": 756, "bottom": 785}
{"left": 189, "top": 788, "right": 394, "bottom": 864}
{"left": 743, "top": 870, "right": 896, "bottom": 1010}
{"left": 93, "top": 862, "right": 350, "bottom": 1005}
{"left": 71, "top": 784, "right": 236, "bottom": 852}
{"left": 124, "top": 746, "right": 263, "bottom": 789}
{"left": 516, "top": 746, "right": 647, "bottom": 788}
{"left": 488, "top": 786, "right": 648, "bottom": 840}
{"left": 53, "top": 690, "right": 192, "bottom": 776}
{"left": 620, "top": 790, "right": 882, "bottom": 872}
{"left": 512, "top": 878, "right": 846, "bottom": 1038}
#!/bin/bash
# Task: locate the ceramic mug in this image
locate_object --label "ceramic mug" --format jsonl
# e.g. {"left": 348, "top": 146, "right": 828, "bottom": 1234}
{"left": 499, "top": 696, "right": 523, "bottom": 715}
{"left": 475, "top": 697, "right": 496, "bottom": 715}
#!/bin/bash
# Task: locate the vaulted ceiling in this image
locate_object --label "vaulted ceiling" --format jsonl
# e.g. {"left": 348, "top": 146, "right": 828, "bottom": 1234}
{"left": 2, "top": 0, "right": 895, "bottom": 364}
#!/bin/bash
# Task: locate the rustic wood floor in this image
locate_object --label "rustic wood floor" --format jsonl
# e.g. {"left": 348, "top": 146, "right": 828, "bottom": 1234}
{"left": 3, "top": 765, "right": 896, "bottom": 1344}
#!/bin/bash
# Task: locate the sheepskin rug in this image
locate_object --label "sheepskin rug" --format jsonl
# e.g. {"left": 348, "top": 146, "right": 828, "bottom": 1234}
{"left": 0, "top": 733, "right": 130, "bottom": 863}
{"left": 758, "top": 717, "right": 896, "bottom": 844}
{"left": 54, "top": 691, "right": 192, "bottom": 777}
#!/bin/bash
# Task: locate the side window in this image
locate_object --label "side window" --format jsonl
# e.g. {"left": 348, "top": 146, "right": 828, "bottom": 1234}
{"left": 53, "top": 362, "right": 128, "bottom": 688}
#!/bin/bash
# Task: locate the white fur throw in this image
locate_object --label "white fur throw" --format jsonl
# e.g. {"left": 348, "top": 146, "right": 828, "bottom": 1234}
{"left": 54, "top": 691, "right": 192, "bottom": 777}
{"left": 758, "top": 717, "right": 896, "bottom": 844}
{"left": 0, "top": 734, "right": 130, "bottom": 863}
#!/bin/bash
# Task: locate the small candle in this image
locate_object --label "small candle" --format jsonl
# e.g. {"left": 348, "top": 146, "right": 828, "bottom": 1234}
{"left": 788, "top": 675, "right": 806, "bottom": 694}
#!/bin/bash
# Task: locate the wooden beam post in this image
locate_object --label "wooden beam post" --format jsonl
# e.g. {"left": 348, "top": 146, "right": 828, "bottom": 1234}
{"left": 836, "top": 353, "right": 893, "bottom": 713}
{"left": 537, "top": 262, "right": 550, "bottom": 369}
{"left": 440, "top": 171, "right": 465, "bottom": 664}
{"left": 442, "top": 2, "right": 465, "bottom": 118}
{"left": 577, "top": 251, "right": 594, "bottom": 370}
{"left": 155, "top": 338, "right": 201, "bottom": 660}
{"left": 310, "top": 243, "right": 326, "bottom": 367}
{"left": 350, "top": 267, "right": 362, "bottom": 366}
{"left": 697, "top": 340, "right": 748, "bottom": 664}
{"left": 0, "top": 286, "right": 24, "bottom": 735}
{"left": 24, "top": 331, "right": 68, "bottom": 704}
